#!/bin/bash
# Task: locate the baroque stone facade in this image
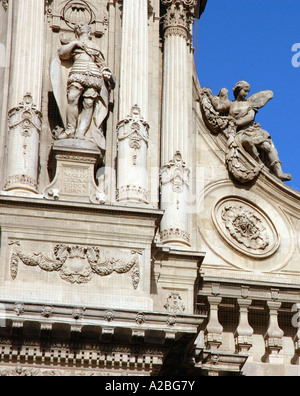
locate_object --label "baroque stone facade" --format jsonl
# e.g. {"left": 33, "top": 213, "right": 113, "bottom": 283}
{"left": 0, "top": 0, "right": 299, "bottom": 377}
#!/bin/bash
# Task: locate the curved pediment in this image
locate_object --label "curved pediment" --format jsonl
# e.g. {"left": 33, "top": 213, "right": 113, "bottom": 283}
{"left": 195, "top": 79, "right": 300, "bottom": 277}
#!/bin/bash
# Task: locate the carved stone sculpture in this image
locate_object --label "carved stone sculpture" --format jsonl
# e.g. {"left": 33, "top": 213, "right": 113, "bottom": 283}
{"left": 221, "top": 205, "right": 270, "bottom": 251}
{"left": 200, "top": 81, "right": 292, "bottom": 183}
{"left": 4, "top": 93, "right": 42, "bottom": 193}
{"left": 164, "top": 291, "right": 185, "bottom": 314}
{"left": 10, "top": 243, "right": 141, "bottom": 289}
{"left": 50, "top": 21, "right": 115, "bottom": 151}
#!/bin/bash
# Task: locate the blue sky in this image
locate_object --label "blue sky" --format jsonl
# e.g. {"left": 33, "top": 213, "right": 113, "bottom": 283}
{"left": 194, "top": 0, "right": 300, "bottom": 192}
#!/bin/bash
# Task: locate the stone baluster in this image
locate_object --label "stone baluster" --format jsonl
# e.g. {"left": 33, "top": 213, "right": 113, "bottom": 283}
{"left": 235, "top": 299, "right": 254, "bottom": 354}
{"left": 292, "top": 303, "right": 300, "bottom": 363}
{"left": 264, "top": 301, "right": 284, "bottom": 364}
{"left": 3, "top": 0, "right": 44, "bottom": 195}
{"left": 116, "top": 0, "right": 150, "bottom": 205}
{"left": 160, "top": 0, "right": 195, "bottom": 246}
{"left": 205, "top": 296, "right": 223, "bottom": 351}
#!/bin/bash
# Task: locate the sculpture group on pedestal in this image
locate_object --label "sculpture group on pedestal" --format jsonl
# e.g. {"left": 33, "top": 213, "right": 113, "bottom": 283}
{"left": 50, "top": 21, "right": 115, "bottom": 151}
{"left": 200, "top": 81, "right": 292, "bottom": 184}
{"left": 46, "top": 21, "right": 116, "bottom": 204}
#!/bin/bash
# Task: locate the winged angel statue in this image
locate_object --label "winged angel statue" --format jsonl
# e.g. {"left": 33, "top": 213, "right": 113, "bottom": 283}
{"left": 50, "top": 22, "right": 115, "bottom": 151}
{"left": 199, "top": 81, "right": 292, "bottom": 184}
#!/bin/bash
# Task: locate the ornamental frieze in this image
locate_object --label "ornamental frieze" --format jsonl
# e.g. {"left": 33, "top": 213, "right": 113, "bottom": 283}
{"left": 10, "top": 243, "right": 142, "bottom": 289}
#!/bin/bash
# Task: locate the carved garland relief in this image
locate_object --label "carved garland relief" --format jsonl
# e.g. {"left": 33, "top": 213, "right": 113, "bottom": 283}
{"left": 10, "top": 243, "right": 142, "bottom": 289}
{"left": 212, "top": 197, "right": 280, "bottom": 259}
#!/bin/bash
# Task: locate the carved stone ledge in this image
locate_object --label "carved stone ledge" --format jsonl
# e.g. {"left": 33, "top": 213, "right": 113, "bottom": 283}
{"left": 196, "top": 350, "right": 248, "bottom": 376}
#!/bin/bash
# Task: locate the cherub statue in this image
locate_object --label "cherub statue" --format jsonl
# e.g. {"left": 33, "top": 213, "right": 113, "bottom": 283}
{"left": 50, "top": 22, "right": 115, "bottom": 151}
{"left": 201, "top": 81, "right": 292, "bottom": 182}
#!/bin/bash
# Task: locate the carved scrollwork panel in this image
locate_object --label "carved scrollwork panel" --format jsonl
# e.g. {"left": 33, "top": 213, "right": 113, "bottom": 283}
{"left": 10, "top": 243, "right": 142, "bottom": 289}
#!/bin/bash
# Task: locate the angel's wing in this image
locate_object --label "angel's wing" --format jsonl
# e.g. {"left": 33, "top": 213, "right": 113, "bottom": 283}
{"left": 49, "top": 50, "right": 68, "bottom": 129}
{"left": 247, "top": 90, "right": 274, "bottom": 111}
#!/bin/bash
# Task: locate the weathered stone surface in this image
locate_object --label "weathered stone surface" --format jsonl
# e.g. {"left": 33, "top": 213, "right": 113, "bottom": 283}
{"left": 0, "top": 0, "right": 299, "bottom": 377}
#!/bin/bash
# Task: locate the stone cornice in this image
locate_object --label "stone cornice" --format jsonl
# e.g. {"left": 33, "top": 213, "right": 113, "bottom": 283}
{"left": 0, "top": 194, "right": 164, "bottom": 224}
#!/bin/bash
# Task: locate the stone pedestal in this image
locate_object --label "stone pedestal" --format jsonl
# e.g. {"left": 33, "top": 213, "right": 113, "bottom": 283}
{"left": 43, "top": 140, "right": 105, "bottom": 204}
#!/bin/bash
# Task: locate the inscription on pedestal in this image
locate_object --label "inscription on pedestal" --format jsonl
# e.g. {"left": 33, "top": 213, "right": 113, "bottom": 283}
{"left": 62, "top": 167, "right": 89, "bottom": 195}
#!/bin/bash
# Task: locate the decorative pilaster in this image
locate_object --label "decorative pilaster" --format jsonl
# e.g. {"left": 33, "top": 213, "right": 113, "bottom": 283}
{"left": 264, "top": 301, "right": 284, "bottom": 364}
{"left": 4, "top": 94, "right": 41, "bottom": 194}
{"left": 160, "top": 151, "right": 190, "bottom": 245}
{"left": 117, "top": 105, "right": 149, "bottom": 204}
{"left": 116, "top": 0, "right": 149, "bottom": 205}
{"left": 160, "top": 0, "right": 196, "bottom": 246}
{"left": 205, "top": 296, "right": 223, "bottom": 351}
{"left": 234, "top": 299, "right": 253, "bottom": 354}
{"left": 4, "top": 0, "right": 44, "bottom": 195}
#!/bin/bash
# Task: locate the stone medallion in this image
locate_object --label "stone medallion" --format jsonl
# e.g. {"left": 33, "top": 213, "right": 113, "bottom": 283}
{"left": 212, "top": 197, "right": 280, "bottom": 259}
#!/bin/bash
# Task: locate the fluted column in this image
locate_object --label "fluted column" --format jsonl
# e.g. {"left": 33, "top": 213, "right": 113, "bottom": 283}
{"left": 4, "top": 0, "right": 44, "bottom": 195}
{"left": 116, "top": 0, "right": 149, "bottom": 205}
{"left": 160, "top": 0, "right": 195, "bottom": 246}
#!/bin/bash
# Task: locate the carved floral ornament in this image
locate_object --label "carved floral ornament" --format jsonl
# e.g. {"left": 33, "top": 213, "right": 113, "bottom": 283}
{"left": 212, "top": 197, "right": 280, "bottom": 259}
{"left": 8, "top": 93, "right": 42, "bottom": 136}
{"left": 117, "top": 106, "right": 149, "bottom": 145}
{"left": 10, "top": 243, "right": 142, "bottom": 289}
{"left": 160, "top": 151, "right": 190, "bottom": 194}
{"left": 162, "top": 0, "right": 197, "bottom": 39}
